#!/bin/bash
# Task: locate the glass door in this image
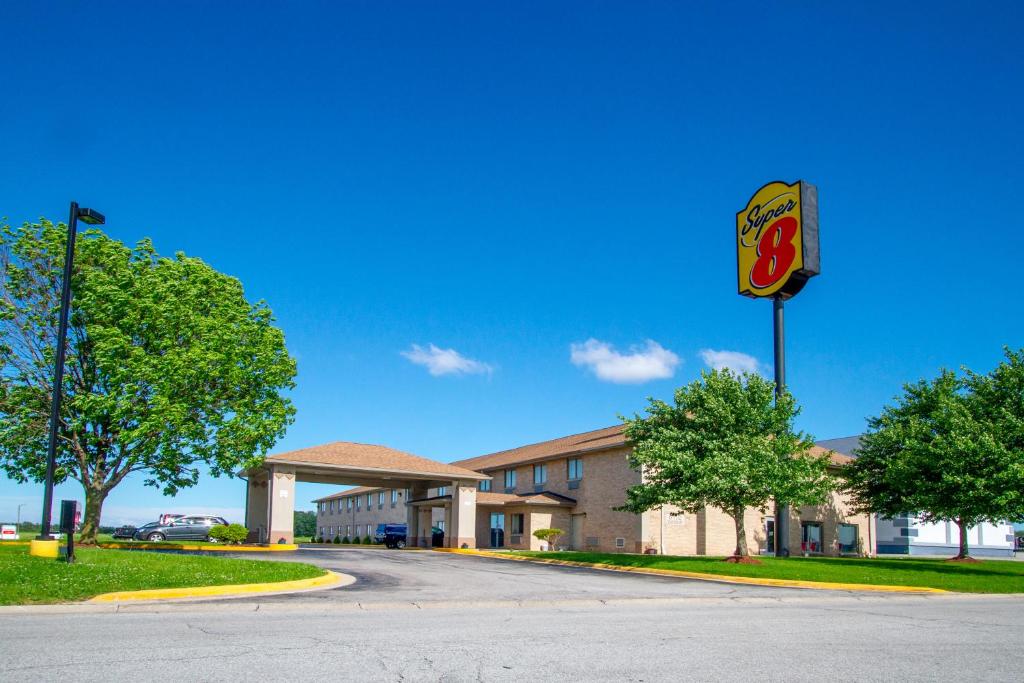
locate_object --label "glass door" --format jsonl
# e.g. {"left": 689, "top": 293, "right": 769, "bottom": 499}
{"left": 489, "top": 512, "right": 505, "bottom": 548}
{"left": 764, "top": 517, "right": 776, "bottom": 556}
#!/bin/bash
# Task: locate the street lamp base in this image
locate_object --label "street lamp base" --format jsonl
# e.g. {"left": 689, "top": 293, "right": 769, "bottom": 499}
{"left": 29, "top": 539, "right": 59, "bottom": 558}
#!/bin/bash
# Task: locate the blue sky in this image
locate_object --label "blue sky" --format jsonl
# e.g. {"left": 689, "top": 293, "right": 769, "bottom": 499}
{"left": 1, "top": 2, "right": 1022, "bottom": 527}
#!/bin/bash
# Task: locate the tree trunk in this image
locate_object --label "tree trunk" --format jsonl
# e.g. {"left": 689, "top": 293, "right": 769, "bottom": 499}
{"left": 732, "top": 509, "right": 749, "bottom": 557}
{"left": 955, "top": 517, "right": 970, "bottom": 560}
{"left": 77, "top": 487, "right": 108, "bottom": 545}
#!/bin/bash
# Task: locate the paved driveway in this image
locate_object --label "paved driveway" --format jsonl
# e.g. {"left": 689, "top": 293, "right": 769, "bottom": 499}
{"left": 229, "top": 546, "right": 813, "bottom": 606}
{"left": 1, "top": 548, "right": 1022, "bottom": 682}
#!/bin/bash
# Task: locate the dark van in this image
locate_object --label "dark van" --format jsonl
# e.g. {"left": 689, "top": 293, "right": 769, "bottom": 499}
{"left": 382, "top": 524, "right": 445, "bottom": 549}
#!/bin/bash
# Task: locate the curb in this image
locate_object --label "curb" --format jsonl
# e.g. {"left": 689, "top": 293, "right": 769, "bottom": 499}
{"left": 298, "top": 544, "right": 390, "bottom": 550}
{"left": 98, "top": 543, "right": 299, "bottom": 552}
{"left": 433, "top": 549, "right": 949, "bottom": 594}
{"left": 87, "top": 569, "right": 351, "bottom": 603}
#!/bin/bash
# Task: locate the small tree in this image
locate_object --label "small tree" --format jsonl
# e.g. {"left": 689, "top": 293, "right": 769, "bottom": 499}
{"left": 618, "top": 369, "right": 833, "bottom": 562}
{"left": 844, "top": 353, "right": 1024, "bottom": 561}
{"left": 362, "top": 535, "right": 373, "bottom": 545}
{"left": 533, "top": 528, "right": 563, "bottom": 550}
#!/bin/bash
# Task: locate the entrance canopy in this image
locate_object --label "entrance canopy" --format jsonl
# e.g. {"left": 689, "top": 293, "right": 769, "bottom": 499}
{"left": 242, "top": 441, "right": 486, "bottom": 545}
{"left": 260, "top": 441, "right": 487, "bottom": 488}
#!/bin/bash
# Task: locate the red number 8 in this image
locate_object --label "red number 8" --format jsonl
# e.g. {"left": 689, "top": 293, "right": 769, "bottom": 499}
{"left": 750, "top": 216, "right": 798, "bottom": 289}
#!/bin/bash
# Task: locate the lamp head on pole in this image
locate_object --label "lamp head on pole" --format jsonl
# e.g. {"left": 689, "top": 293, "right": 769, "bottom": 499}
{"left": 76, "top": 207, "right": 105, "bottom": 225}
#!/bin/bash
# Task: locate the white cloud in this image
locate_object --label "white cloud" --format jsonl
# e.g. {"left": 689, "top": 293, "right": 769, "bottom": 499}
{"left": 401, "top": 344, "right": 493, "bottom": 377}
{"left": 570, "top": 338, "right": 680, "bottom": 384}
{"left": 699, "top": 349, "right": 762, "bottom": 375}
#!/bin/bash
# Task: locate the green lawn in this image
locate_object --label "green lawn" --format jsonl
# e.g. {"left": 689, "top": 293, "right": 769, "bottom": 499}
{"left": 0, "top": 544, "right": 325, "bottom": 605}
{"left": 506, "top": 551, "right": 1024, "bottom": 593}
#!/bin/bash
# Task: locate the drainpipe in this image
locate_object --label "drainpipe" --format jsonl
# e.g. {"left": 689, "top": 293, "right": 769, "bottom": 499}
{"left": 660, "top": 506, "right": 665, "bottom": 555}
{"left": 265, "top": 466, "right": 273, "bottom": 545}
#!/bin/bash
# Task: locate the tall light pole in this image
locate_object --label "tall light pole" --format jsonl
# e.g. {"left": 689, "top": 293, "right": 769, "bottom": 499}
{"left": 17, "top": 503, "right": 26, "bottom": 532}
{"left": 37, "top": 202, "right": 105, "bottom": 543}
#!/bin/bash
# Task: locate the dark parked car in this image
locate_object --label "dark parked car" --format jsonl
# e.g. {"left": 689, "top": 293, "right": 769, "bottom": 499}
{"left": 132, "top": 515, "right": 228, "bottom": 542}
{"left": 112, "top": 525, "right": 137, "bottom": 539}
{"left": 383, "top": 523, "right": 445, "bottom": 549}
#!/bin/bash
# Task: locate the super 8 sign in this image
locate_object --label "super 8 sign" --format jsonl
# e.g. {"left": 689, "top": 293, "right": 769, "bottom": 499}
{"left": 736, "top": 180, "right": 820, "bottom": 299}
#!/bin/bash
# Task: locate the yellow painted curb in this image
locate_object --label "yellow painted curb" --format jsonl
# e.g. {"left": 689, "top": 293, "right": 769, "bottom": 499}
{"left": 0, "top": 541, "right": 32, "bottom": 546}
{"left": 436, "top": 549, "right": 949, "bottom": 594}
{"left": 98, "top": 543, "right": 299, "bottom": 552}
{"left": 87, "top": 570, "right": 346, "bottom": 602}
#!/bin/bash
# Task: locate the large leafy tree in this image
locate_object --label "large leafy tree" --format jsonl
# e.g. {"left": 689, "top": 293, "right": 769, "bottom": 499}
{"left": 619, "top": 369, "right": 833, "bottom": 560}
{"left": 0, "top": 219, "right": 297, "bottom": 542}
{"left": 842, "top": 352, "right": 1024, "bottom": 560}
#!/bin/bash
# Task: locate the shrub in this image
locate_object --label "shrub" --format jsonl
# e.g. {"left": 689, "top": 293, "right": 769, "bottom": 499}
{"left": 341, "top": 536, "right": 350, "bottom": 544}
{"left": 532, "top": 528, "right": 564, "bottom": 550}
{"left": 333, "top": 535, "right": 341, "bottom": 544}
{"left": 362, "top": 535, "right": 373, "bottom": 545}
{"left": 209, "top": 524, "right": 249, "bottom": 545}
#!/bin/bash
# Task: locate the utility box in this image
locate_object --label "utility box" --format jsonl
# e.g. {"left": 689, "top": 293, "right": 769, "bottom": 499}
{"left": 59, "top": 500, "right": 81, "bottom": 534}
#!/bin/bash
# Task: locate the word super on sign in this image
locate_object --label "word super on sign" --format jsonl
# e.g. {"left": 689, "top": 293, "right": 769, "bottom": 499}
{"left": 736, "top": 180, "right": 820, "bottom": 299}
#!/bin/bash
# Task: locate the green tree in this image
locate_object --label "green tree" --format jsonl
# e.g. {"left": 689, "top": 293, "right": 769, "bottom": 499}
{"left": 0, "top": 220, "right": 296, "bottom": 543}
{"left": 618, "top": 369, "right": 833, "bottom": 560}
{"left": 293, "top": 510, "right": 316, "bottom": 538}
{"left": 532, "top": 527, "right": 563, "bottom": 550}
{"left": 844, "top": 353, "right": 1024, "bottom": 560}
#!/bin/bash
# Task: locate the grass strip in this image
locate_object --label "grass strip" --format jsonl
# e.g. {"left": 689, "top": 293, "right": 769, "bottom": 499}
{"left": 0, "top": 544, "right": 324, "bottom": 605}
{"left": 506, "top": 551, "right": 1024, "bottom": 593}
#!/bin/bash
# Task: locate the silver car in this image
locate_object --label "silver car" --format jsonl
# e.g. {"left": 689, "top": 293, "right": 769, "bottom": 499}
{"left": 133, "top": 515, "right": 228, "bottom": 542}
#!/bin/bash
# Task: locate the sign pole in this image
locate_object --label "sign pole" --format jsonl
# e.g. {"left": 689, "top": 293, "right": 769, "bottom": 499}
{"left": 38, "top": 202, "right": 80, "bottom": 542}
{"left": 773, "top": 295, "right": 789, "bottom": 557}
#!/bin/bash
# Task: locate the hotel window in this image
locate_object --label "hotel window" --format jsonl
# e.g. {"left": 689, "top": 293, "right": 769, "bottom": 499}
{"left": 479, "top": 479, "right": 492, "bottom": 492}
{"left": 437, "top": 486, "right": 447, "bottom": 496}
{"left": 391, "top": 489, "right": 398, "bottom": 506}
{"left": 533, "top": 464, "right": 547, "bottom": 485}
{"left": 511, "top": 514, "right": 525, "bottom": 535}
{"left": 346, "top": 497, "right": 352, "bottom": 511}
{"left": 355, "top": 497, "right": 361, "bottom": 511}
{"left": 838, "top": 523, "right": 858, "bottom": 553}
{"left": 801, "top": 522, "right": 823, "bottom": 553}
{"left": 319, "top": 527, "right": 325, "bottom": 537}
{"left": 504, "top": 469, "right": 517, "bottom": 490}
{"left": 378, "top": 491, "right": 385, "bottom": 507}
{"left": 346, "top": 525, "right": 351, "bottom": 538}
{"left": 567, "top": 458, "right": 583, "bottom": 480}
{"left": 366, "top": 493, "right": 373, "bottom": 508}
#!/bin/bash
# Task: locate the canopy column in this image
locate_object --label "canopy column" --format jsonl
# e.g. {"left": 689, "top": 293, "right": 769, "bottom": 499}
{"left": 406, "top": 483, "right": 429, "bottom": 547}
{"left": 449, "top": 481, "right": 478, "bottom": 548}
{"left": 268, "top": 466, "right": 296, "bottom": 544}
{"left": 245, "top": 471, "right": 269, "bottom": 543}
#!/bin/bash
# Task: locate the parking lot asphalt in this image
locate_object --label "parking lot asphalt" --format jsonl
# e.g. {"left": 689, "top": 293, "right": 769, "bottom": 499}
{"left": 1, "top": 548, "right": 1022, "bottom": 682}
{"left": 222, "top": 546, "right": 817, "bottom": 606}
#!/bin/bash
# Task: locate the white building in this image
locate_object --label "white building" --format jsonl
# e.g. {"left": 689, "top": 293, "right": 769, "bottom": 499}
{"left": 818, "top": 437, "right": 1018, "bottom": 558}
{"left": 875, "top": 515, "right": 1016, "bottom": 557}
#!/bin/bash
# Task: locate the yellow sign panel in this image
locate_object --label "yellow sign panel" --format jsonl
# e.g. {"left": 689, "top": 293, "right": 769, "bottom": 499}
{"left": 736, "top": 180, "right": 819, "bottom": 299}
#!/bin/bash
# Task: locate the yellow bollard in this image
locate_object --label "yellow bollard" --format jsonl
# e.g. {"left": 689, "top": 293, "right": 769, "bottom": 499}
{"left": 29, "top": 539, "right": 59, "bottom": 558}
